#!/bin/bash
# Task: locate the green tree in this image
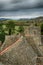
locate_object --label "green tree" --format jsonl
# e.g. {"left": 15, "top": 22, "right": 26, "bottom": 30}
{"left": 35, "top": 23, "right": 38, "bottom": 26}
{"left": 41, "top": 23, "right": 43, "bottom": 35}
{"left": 18, "top": 26, "right": 24, "bottom": 35}
{"left": 0, "top": 31, "right": 5, "bottom": 43}
{"left": 6, "top": 20, "right": 15, "bottom": 35}
{"left": 0, "top": 23, "right": 5, "bottom": 43}
{"left": 0, "top": 23, "right": 3, "bottom": 33}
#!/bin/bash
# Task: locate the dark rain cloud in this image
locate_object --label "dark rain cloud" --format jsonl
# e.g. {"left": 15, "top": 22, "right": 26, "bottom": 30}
{"left": 0, "top": 0, "right": 43, "bottom": 11}
{"left": 0, "top": 0, "right": 43, "bottom": 18}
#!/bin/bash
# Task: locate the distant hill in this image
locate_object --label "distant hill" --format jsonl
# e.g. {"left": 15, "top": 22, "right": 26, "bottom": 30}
{"left": 0, "top": 16, "right": 43, "bottom": 23}
{"left": 0, "top": 18, "right": 11, "bottom": 21}
{"left": 0, "top": 18, "right": 12, "bottom": 24}
{"left": 18, "top": 16, "right": 43, "bottom": 23}
{"left": 0, "top": 18, "right": 8, "bottom": 21}
{"left": 18, "top": 18, "right": 29, "bottom": 21}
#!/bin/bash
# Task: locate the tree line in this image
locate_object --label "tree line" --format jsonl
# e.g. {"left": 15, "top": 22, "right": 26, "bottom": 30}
{"left": 0, "top": 20, "right": 24, "bottom": 43}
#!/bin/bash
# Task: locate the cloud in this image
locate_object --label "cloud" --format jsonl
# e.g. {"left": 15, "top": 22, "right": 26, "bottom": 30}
{"left": 0, "top": 0, "right": 43, "bottom": 11}
{"left": 0, "top": 8, "right": 43, "bottom": 17}
{"left": 0, "top": 0, "right": 43, "bottom": 18}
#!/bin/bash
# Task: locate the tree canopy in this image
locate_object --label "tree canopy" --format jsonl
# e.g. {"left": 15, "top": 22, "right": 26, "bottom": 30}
{"left": 6, "top": 20, "right": 15, "bottom": 35}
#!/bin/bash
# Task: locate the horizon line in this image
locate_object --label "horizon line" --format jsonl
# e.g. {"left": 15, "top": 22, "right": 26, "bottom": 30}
{"left": 0, "top": 15, "right": 43, "bottom": 20}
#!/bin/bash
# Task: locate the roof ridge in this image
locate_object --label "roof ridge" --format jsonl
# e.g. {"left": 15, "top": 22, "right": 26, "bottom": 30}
{"left": 0, "top": 36, "right": 22, "bottom": 55}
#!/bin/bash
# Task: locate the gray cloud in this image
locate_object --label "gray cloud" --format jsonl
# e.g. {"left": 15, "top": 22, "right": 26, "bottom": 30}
{"left": 0, "top": 0, "right": 43, "bottom": 11}
{"left": 0, "top": 8, "right": 43, "bottom": 16}
{"left": 0, "top": 0, "right": 43, "bottom": 18}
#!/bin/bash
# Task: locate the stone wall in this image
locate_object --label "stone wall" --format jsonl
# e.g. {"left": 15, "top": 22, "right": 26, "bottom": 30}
{"left": 1, "top": 34, "right": 20, "bottom": 50}
{"left": 0, "top": 37, "right": 37, "bottom": 65}
{"left": 29, "top": 26, "right": 41, "bottom": 45}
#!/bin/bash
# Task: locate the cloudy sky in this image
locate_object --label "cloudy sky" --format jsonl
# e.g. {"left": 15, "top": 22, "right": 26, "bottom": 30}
{"left": 0, "top": 0, "right": 43, "bottom": 19}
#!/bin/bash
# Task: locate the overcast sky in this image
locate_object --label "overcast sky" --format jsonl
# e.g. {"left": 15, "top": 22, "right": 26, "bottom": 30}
{"left": 0, "top": 0, "right": 43, "bottom": 19}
